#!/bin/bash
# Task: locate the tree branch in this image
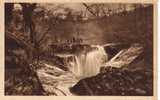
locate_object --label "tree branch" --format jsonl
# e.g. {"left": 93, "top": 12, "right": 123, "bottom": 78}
{"left": 82, "top": 3, "right": 97, "bottom": 17}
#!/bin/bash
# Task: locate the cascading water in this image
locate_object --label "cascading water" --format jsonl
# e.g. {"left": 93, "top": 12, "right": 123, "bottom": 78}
{"left": 68, "top": 45, "right": 108, "bottom": 78}
{"left": 83, "top": 45, "right": 108, "bottom": 77}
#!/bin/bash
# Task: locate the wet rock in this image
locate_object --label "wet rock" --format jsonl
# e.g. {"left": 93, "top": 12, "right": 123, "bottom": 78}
{"left": 70, "top": 67, "right": 153, "bottom": 96}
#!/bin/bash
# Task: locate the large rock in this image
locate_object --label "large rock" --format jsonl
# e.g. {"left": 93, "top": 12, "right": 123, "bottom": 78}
{"left": 103, "top": 43, "right": 143, "bottom": 68}
{"left": 70, "top": 67, "right": 153, "bottom": 96}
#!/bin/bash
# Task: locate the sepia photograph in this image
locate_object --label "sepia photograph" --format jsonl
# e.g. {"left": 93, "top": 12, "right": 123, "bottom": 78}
{"left": 5, "top": 2, "right": 154, "bottom": 96}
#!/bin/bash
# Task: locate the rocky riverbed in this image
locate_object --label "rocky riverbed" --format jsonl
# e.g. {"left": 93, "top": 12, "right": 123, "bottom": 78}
{"left": 36, "top": 43, "right": 152, "bottom": 96}
{"left": 37, "top": 63, "right": 79, "bottom": 96}
{"left": 70, "top": 66, "right": 153, "bottom": 96}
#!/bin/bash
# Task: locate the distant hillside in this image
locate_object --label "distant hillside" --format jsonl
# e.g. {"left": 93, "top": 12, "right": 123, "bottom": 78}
{"left": 49, "top": 5, "right": 153, "bottom": 46}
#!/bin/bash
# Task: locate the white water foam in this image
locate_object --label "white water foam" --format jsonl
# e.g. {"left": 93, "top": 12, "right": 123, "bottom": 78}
{"left": 68, "top": 45, "right": 108, "bottom": 78}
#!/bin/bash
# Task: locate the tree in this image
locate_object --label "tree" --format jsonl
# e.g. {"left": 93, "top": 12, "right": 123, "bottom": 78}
{"left": 5, "top": 3, "right": 14, "bottom": 28}
{"left": 20, "top": 3, "right": 37, "bottom": 43}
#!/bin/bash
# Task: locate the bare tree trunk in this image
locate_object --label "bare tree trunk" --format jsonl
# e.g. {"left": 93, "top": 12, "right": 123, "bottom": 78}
{"left": 5, "top": 3, "right": 14, "bottom": 27}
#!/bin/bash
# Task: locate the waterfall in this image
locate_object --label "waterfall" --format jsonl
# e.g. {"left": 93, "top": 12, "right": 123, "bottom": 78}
{"left": 68, "top": 45, "right": 108, "bottom": 78}
{"left": 83, "top": 45, "right": 108, "bottom": 77}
